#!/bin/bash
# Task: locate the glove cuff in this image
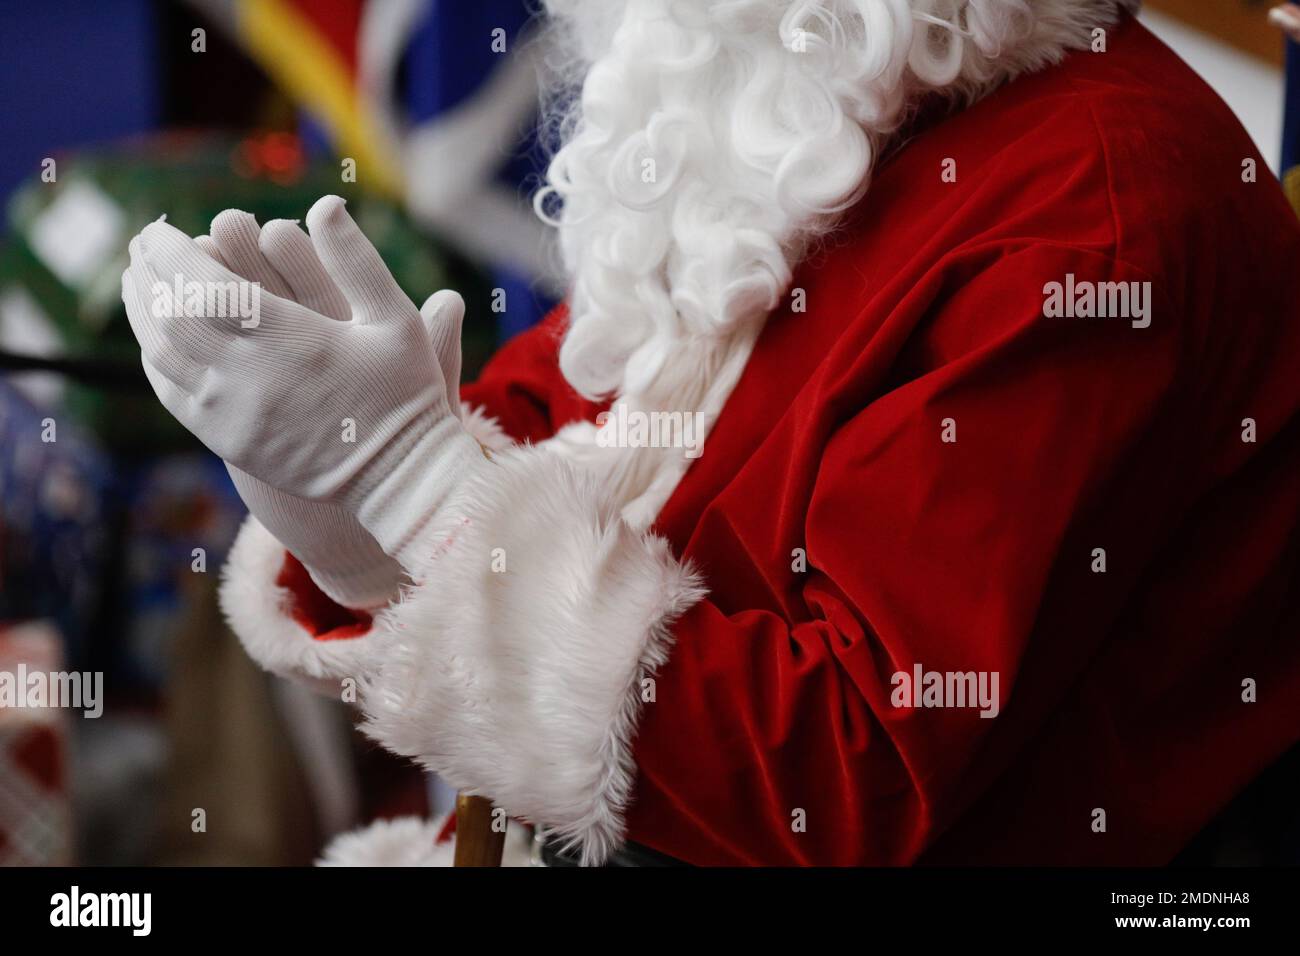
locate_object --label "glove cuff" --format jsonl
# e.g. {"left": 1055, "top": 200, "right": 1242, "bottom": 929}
{"left": 295, "top": 496, "right": 405, "bottom": 609}
{"left": 227, "top": 464, "right": 403, "bottom": 610}
{"left": 303, "top": 556, "right": 404, "bottom": 611}
{"left": 352, "top": 418, "right": 491, "bottom": 570}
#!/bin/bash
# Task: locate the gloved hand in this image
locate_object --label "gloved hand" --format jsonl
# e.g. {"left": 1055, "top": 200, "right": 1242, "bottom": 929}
{"left": 179, "top": 208, "right": 403, "bottom": 608}
{"left": 123, "top": 195, "right": 482, "bottom": 571}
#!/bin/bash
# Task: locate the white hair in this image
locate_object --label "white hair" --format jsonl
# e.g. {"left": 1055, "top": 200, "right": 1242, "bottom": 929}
{"left": 536, "top": 0, "right": 1136, "bottom": 403}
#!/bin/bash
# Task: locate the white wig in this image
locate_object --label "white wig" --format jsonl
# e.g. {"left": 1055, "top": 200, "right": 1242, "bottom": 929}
{"left": 536, "top": 0, "right": 1136, "bottom": 402}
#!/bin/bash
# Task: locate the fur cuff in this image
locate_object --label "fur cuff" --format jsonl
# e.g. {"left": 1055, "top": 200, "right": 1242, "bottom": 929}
{"left": 220, "top": 516, "right": 386, "bottom": 694}
{"left": 358, "top": 444, "right": 705, "bottom": 864}
{"left": 317, "top": 813, "right": 534, "bottom": 867}
{"left": 459, "top": 401, "right": 514, "bottom": 452}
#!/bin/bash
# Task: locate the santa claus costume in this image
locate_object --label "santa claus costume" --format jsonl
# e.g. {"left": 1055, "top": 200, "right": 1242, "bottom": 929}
{"left": 123, "top": 0, "right": 1300, "bottom": 866}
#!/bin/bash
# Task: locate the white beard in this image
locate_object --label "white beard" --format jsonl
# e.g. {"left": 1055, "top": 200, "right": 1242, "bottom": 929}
{"left": 535, "top": 0, "right": 1138, "bottom": 526}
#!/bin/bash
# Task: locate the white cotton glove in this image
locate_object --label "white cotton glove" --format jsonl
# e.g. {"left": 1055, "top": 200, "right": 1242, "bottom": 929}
{"left": 167, "top": 209, "right": 401, "bottom": 608}
{"left": 123, "top": 195, "right": 483, "bottom": 570}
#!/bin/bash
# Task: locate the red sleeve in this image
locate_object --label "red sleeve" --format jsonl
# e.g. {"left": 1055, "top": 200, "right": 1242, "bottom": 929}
{"left": 625, "top": 244, "right": 1201, "bottom": 865}
{"left": 275, "top": 552, "right": 374, "bottom": 640}
{"left": 459, "top": 303, "right": 584, "bottom": 443}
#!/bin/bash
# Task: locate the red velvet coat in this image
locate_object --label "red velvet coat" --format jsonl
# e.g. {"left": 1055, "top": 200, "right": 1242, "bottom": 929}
{"left": 287, "top": 16, "right": 1300, "bottom": 864}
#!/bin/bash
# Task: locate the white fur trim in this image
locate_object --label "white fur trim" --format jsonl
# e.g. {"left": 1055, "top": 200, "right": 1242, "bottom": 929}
{"left": 357, "top": 444, "right": 705, "bottom": 865}
{"left": 459, "top": 400, "right": 514, "bottom": 452}
{"left": 220, "top": 516, "right": 387, "bottom": 694}
{"left": 317, "top": 812, "right": 535, "bottom": 866}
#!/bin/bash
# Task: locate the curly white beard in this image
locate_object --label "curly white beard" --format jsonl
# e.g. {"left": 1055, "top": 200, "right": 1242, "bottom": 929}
{"left": 537, "top": 0, "right": 1139, "bottom": 404}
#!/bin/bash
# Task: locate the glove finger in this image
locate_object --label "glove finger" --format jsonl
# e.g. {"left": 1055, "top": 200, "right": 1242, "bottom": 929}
{"left": 225, "top": 461, "right": 274, "bottom": 516}
{"left": 139, "top": 218, "right": 328, "bottom": 344}
{"left": 140, "top": 355, "right": 189, "bottom": 411}
{"left": 136, "top": 222, "right": 258, "bottom": 367}
{"left": 260, "top": 218, "right": 352, "bottom": 322}
{"left": 122, "top": 244, "right": 161, "bottom": 354}
{"left": 123, "top": 255, "right": 200, "bottom": 391}
{"left": 419, "top": 289, "right": 465, "bottom": 418}
{"left": 304, "top": 195, "right": 412, "bottom": 323}
{"left": 209, "top": 209, "right": 293, "bottom": 298}
{"left": 195, "top": 235, "right": 227, "bottom": 267}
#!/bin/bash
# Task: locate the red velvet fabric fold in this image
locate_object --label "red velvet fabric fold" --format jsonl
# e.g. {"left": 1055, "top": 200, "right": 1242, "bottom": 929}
{"left": 275, "top": 551, "right": 373, "bottom": 641}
